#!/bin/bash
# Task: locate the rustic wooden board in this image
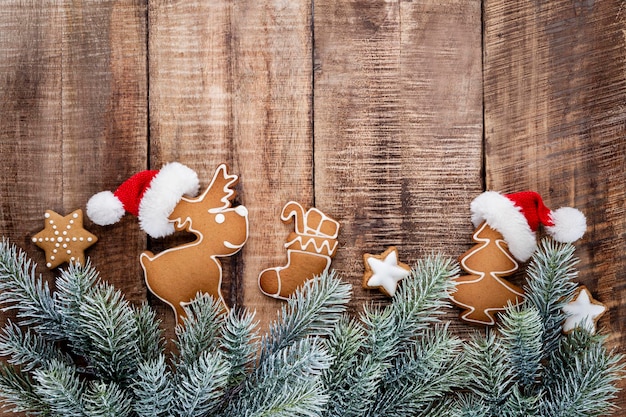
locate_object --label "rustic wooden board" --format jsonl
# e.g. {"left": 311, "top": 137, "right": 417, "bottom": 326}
{"left": 148, "top": 0, "right": 313, "bottom": 331}
{"left": 484, "top": 0, "right": 626, "bottom": 406}
{"left": 0, "top": 1, "right": 148, "bottom": 301}
{"left": 313, "top": 0, "right": 483, "bottom": 319}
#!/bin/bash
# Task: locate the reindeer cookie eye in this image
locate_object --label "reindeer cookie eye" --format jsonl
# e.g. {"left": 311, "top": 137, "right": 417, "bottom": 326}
{"left": 215, "top": 213, "right": 225, "bottom": 224}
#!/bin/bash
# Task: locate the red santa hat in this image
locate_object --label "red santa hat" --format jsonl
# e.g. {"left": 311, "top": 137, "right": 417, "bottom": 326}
{"left": 470, "top": 191, "right": 586, "bottom": 262}
{"left": 86, "top": 162, "right": 199, "bottom": 238}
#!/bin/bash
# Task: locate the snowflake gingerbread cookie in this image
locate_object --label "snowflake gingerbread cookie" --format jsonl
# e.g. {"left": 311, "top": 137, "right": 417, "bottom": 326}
{"left": 362, "top": 246, "right": 411, "bottom": 297}
{"left": 32, "top": 209, "right": 97, "bottom": 269}
{"left": 562, "top": 286, "right": 606, "bottom": 334}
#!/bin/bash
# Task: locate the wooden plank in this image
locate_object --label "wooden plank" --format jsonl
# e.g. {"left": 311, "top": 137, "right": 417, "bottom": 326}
{"left": 313, "top": 0, "right": 483, "bottom": 319}
{"left": 0, "top": 1, "right": 148, "bottom": 300}
{"left": 483, "top": 0, "right": 626, "bottom": 406}
{"left": 148, "top": 0, "right": 313, "bottom": 330}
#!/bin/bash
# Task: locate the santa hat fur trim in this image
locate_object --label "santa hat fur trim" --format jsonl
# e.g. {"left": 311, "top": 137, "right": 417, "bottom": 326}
{"left": 138, "top": 162, "right": 199, "bottom": 238}
{"left": 470, "top": 191, "right": 586, "bottom": 262}
{"left": 471, "top": 191, "right": 537, "bottom": 262}
{"left": 86, "top": 162, "right": 199, "bottom": 238}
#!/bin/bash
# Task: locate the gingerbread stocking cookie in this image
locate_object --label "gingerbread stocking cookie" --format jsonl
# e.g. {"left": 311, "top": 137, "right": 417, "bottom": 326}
{"left": 258, "top": 201, "right": 339, "bottom": 300}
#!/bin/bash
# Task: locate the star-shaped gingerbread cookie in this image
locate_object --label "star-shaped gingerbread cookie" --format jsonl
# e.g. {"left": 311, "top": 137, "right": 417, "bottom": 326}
{"left": 562, "top": 285, "right": 606, "bottom": 334}
{"left": 362, "top": 246, "right": 411, "bottom": 297}
{"left": 32, "top": 209, "right": 98, "bottom": 269}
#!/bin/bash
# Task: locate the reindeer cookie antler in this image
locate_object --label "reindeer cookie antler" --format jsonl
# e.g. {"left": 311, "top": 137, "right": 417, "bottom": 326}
{"left": 139, "top": 164, "right": 249, "bottom": 323}
{"left": 259, "top": 201, "right": 339, "bottom": 300}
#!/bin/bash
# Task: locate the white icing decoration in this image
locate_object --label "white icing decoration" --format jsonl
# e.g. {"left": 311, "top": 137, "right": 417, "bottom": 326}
{"left": 46, "top": 262, "right": 52, "bottom": 268}
{"left": 562, "top": 288, "right": 606, "bottom": 334}
{"left": 215, "top": 213, "right": 226, "bottom": 224}
{"left": 73, "top": 213, "right": 78, "bottom": 218}
{"left": 44, "top": 212, "right": 50, "bottom": 218}
{"left": 366, "top": 249, "right": 410, "bottom": 297}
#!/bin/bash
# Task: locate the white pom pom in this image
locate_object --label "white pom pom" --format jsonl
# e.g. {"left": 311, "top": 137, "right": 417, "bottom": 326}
{"left": 547, "top": 207, "right": 587, "bottom": 243}
{"left": 86, "top": 191, "right": 125, "bottom": 225}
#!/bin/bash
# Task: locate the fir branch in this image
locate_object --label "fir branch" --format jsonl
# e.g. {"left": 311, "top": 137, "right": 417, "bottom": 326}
{"left": 322, "top": 317, "right": 382, "bottom": 417}
{"left": 0, "top": 363, "right": 48, "bottom": 415}
{"left": 175, "top": 293, "right": 224, "bottom": 368}
{"left": 134, "top": 302, "right": 164, "bottom": 364}
{"left": 219, "top": 307, "right": 260, "bottom": 388}
{"left": 76, "top": 282, "right": 141, "bottom": 384}
{"left": 32, "top": 359, "right": 85, "bottom": 417}
{"left": 499, "top": 304, "right": 543, "bottom": 391}
{"left": 0, "top": 239, "right": 63, "bottom": 339}
{"left": 0, "top": 321, "right": 70, "bottom": 372}
{"left": 83, "top": 381, "right": 133, "bottom": 417}
{"left": 174, "top": 351, "right": 230, "bottom": 417}
{"left": 368, "top": 324, "right": 463, "bottom": 417}
{"left": 261, "top": 270, "right": 351, "bottom": 360}
{"left": 448, "top": 394, "right": 490, "bottom": 417}
{"left": 131, "top": 354, "right": 174, "bottom": 417}
{"left": 501, "top": 385, "right": 541, "bottom": 417}
{"left": 227, "top": 338, "right": 331, "bottom": 417}
{"left": 523, "top": 239, "right": 579, "bottom": 358}
{"left": 541, "top": 329, "right": 624, "bottom": 417}
{"left": 360, "top": 304, "right": 398, "bottom": 364}
{"left": 462, "top": 331, "right": 514, "bottom": 415}
{"left": 392, "top": 254, "right": 459, "bottom": 346}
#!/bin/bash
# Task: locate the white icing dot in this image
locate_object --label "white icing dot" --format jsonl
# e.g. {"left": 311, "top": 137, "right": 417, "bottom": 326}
{"left": 50, "top": 255, "right": 55, "bottom": 260}
{"left": 31, "top": 237, "right": 37, "bottom": 242}
{"left": 52, "top": 224, "right": 57, "bottom": 229}
{"left": 69, "top": 220, "right": 74, "bottom": 225}
{"left": 65, "top": 238, "right": 70, "bottom": 242}
{"left": 46, "top": 262, "right": 52, "bottom": 268}
{"left": 62, "top": 231, "right": 68, "bottom": 236}
{"left": 70, "top": 257, "right": 76, "bottom": 261}
{"left": 44, "top": 237, "right": 50, "bottom": 242}
{"left": 73, "top": 213, "right": 78, "bottom": 218}
{"left": 79, "top": 237, "right": 84, "bottom": 241}
{"left": 87, "top": 237, "right": 93, "bottom": 242}
{"left": 66, "top": 250, "right": 72, "bottom": 254}
{"left": 38, "top": 238, "right": 43, "bottom": 242}
{"left": 72, "top": 237, "right": 77, "bottom": 241}
{"left": 57, "top": 237, "right": 62, "bottom": 242}
{"left": 44, "top": 213, "right": 50, "bottom": 219}
{"left": 62, "top": 244, "right": 67, "bottom": 248}
{"left": 54, "top": 231, "right": 59, "bottom": 236}
{"left": 215, "top": 213, "right": 226, "bottom": 224}
{"left": 52, "top": 249, "right": 57, "bottom": 254}
{"left": 55, "top": 243, "right": 60, "bottom": 248}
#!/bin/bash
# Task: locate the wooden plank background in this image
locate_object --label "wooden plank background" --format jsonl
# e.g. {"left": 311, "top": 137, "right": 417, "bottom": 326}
{"left": 1, "top": 0, "right": 624, "bottom": 412}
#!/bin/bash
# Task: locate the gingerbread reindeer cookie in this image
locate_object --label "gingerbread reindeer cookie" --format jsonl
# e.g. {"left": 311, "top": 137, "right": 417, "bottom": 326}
{"left": 258, "top": 201, "right": 339, "bottom": 300}
{"left": 139, "top": 164, "right": 249, "bottom": 323}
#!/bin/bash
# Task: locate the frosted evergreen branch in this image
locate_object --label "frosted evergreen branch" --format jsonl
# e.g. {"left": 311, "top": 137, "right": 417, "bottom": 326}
{"left": 226, "top": 338, "right": 331, "bottom": 417}
{"left": 76, "top": 282, "right": 141, "bottom": 384}
{"left": 368, "top": 324, "right": 463, "bottom": 417}
{"left": 360, "top": 304, "right": 399, "bottom": 364}
{"left": 322, "top": 316, "right": 383, "bottom": 417}
{"left": 0, "top": 321, "right": 71, "bottom": 372}
{"left": 131, "top": 354, "right": 174, "bottom": 417}
{"left": 0, "top": 363, "right": 47, "bottom": 414}
{"left": 174, "top": 351, "right": 230, "bottom": 417}
{"left": 83, "top": 381, "right": 133, "bottom": 417}
{"left": 392, "top": 254, "right": 459, "bottom": 346}
{"left": 523, "top": 239, "right": 579, "bottom": 358}
{"left": 499, "top": 304, "right": 543, "bottom": 391}
{"left": 134, "top": 302, "right": 164, "bottom": 364}
{"left": 32, "top": 359, "right": 85, "bottom": 417}
{"left": 219, "top": 307, "right": 260, "bottom": 388}
{"left": 0, "top": 239, "right": 63, "bottom": 339}
{"left": 462, "top": 331, "right": 514, "bottom": 415}
{"left": 541, "top": 329, "right": 624, "bottom": 417}
{"left": 261, "top": 270, "right": 351, "bottom": 360}
{"left": 175, "top": 293, "right": 224, "bottom": 368}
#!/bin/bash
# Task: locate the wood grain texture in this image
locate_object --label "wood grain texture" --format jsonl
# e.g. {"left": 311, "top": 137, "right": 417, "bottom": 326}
{"left": 313, "top": 0, "right": 483, "bottom": 317}
{"left": 484, "top": 0, "right": 626, "bottom": 406}
{"left": 0, "top": 1, "right": 148, "bottom": 302}
{"left": 148, "top": 0, "right": 313, "bottom": 330}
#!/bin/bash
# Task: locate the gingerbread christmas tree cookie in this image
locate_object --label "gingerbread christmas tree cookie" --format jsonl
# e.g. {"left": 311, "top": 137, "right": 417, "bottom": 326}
{"left": 450, "top": 191, "right": 587, "bottom": 326}
{"left": 32, "top": 209, "right": 97, "bottom": 269}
